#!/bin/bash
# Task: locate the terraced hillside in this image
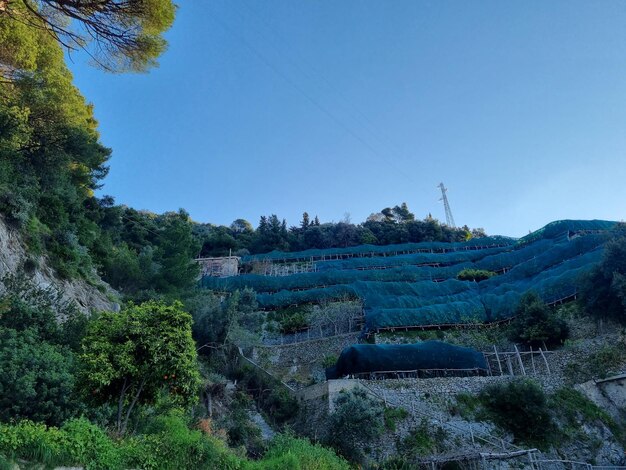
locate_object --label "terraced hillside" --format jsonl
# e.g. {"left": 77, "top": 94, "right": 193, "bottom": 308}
{"left": 201, "top": 220, "right": 616, "bottom": 334}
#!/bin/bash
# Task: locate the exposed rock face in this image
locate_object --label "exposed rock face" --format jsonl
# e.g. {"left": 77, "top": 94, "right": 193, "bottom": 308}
{"left": 0, "top": 216, "right": 119, "bottom": 315}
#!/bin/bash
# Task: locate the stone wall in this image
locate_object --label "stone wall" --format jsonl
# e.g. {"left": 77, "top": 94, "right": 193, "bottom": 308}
{"left": 252, "top": 332, "right": 360, "bottom": 386}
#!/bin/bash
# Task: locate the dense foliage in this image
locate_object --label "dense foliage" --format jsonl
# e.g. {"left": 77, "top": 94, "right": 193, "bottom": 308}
{"left": 0, "top": 10, "right": 199, "bottom": 294}
{"left": 456, "top": 268, "right": 496, "bottom": 282}
{"left": 197, "top": 209, "right": 486, "bottom": 257}
{"left": 328, "top": 387, "right": 384, "bottom": 463}
{"left": 79, "top": 301, "right": 201, "bottom": 435}
{"left": 0, "top": 0, "right": 176, "bottom": 72}
{"left": 0, "top": 413, "right": 350, "bottom": 470}
{"left": 0, "top": 275, "right": 85, "bottom": 426}
{"left": 479, "top": 379, "right": 554, "bottom": 447}
{"left": 509, "top": 292, "right": 569, "bottom": 347}
{"left": 582, "top": 223, "right": 626, "bottom": 323}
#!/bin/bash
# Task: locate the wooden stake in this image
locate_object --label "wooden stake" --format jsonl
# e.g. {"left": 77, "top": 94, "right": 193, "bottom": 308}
{"left": 493, "top": 345, "right": 503, "bottom": 376}
{"left": 506, "top": 355, "right": 514, "bottom": 376}
{"left": 539, "top": 348, "right": 551, "bottom": 375}
{"left": 514, "top": 345, "right": 526, "bottom": 376}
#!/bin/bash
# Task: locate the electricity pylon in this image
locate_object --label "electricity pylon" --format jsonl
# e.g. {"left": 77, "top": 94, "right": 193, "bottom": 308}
{"left": 437, "top": 182, "right": 456, "bottom": 228}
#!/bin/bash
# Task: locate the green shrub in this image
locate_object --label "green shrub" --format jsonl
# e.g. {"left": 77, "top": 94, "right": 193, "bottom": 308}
{"left": 234, "top": 364, "right": 299, "bottom": 427}
{"left": 226, "top": 392, "right": 263, "bottom": 454}
{"left": 479, "top": 379, "right": 554, "bottom": 447}
{"left": 581, "top": 224, "right": 626, "bottom": 324}
{"left": 328, "top": 387, "right": 384, "bottom": 463}
{"left": 0, "top": 275, "right": 87, "bottom": 426}
{"left": 322, "top": 355, "right": 338, "bottom": 369}
{"left": 509, "top": 292, "right": 569, "bottom": 347}
{"left": 451, "top": 393, "right": 481, "bottom": 419}
{"left": 383, "top": 407, "right": 409, "bottom": 431}
{"left": 0, "top": 415, "right": 350, "bottom": 470}
{"left": 0, "top": 419, "right": 122, "bottom": 469}
{"left": 268, "top": 306, "right": 310, "bottom": 334}
{"left": 122, "top": 411, "right": 240, "bottom": 470}
{"left": 457, "top": 269, "right": 496, "bottom": 282}
{"left": 397, "top": 419, "right": 447, "bottom": 460}
{"left": 257, "top": 434, "right": 351, "bottom": 470}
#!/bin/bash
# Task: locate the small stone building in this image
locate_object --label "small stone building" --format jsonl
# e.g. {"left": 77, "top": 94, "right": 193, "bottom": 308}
{"left": 196, "top": 256, "right": 239, "bottom": 277}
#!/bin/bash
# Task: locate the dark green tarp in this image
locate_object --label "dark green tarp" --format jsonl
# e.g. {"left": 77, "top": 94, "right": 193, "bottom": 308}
{"left": 325, "top": 341, "right": 488, "bottom": 379}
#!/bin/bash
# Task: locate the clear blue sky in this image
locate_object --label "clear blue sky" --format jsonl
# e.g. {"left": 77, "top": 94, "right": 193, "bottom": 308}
{"left": 68, "top": 0, "right": 626, "bottom": 237}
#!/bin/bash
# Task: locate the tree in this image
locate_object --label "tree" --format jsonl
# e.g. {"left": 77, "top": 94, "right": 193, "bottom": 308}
{"left": 582, "top": 223, "right": 626, "bottom": 323}
{"left": 300, "top": 212, "right": 310, "bottom": 230}
{"left": 230, "top": 218, "right": 253, "bottom": 235}
{"left": 1, "top": 0, "right": 176, "bottom": 72}
{"left": 78, "top": 301, "right": 201, "bottom": 435}
{"left": 152, "top": 210, "right": 200, "bottom": 294}
{"left": 509, "top": 292, "right": 568, "bottom": 347}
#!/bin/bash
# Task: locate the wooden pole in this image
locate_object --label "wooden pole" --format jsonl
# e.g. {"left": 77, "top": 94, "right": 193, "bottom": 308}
{"left": 514, "top": 345, "right": 526, "bottom": 376}
{"left": 539, "top": 348, "right": 551, "bottom": 375}
{"left": 530, "top": 346, "right": 536, "bottom": 375}
{"left": 506, "top": 355, "right": 514, "bottom": 376}
{"left": 493, "top": 345, "right": 503, "bottom": 376}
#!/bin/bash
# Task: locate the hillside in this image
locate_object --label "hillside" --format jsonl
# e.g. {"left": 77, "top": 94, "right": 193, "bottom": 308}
{"left": 197, "top": 219, "right": 626, "bottom": 468}
{"left": 202, "top": 219, "right": 614, "bottom": 331}
{"left": 1, "top": 3, "right": 626, "bottom": 469}
{"left": 0, "top": 216, "right": 118, "bottom": 314}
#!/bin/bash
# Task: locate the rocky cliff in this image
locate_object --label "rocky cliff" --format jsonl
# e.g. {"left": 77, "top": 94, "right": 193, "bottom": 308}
{"left": 0, "top": 216, "right": 119, "bottom": 314}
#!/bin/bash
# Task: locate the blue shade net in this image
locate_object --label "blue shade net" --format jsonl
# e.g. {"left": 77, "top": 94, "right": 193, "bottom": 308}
{"left": 325, "top": 341, "right": 488, "bottom": 379}
{"left": 201, "top": 220, "right": 616, "bottom": 332}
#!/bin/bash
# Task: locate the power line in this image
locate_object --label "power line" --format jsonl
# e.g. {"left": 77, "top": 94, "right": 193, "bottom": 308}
{"left": 206, "top": 4, "right": 419, "bottom": 184}
{"left": 236, "top": 0, "right": 415, "bottom": 165}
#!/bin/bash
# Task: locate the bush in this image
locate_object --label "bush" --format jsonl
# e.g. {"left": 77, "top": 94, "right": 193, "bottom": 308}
{"left": 123, "top": 411, "right": 241, "bottom": 470}
{"left": 457, "top": 269, "right": 496, "bottom": 282}
{"left": 0, "top": 418, "right": 121, "bottom": 469}
{"left": 322, "top": 355, "right": 338, "bottom": 369}
{"left": 450, "top": 393, "right": 481, "bottom": 419}
{"left": 479, "top": 379, "right": 554, "bottom": 447}
{"left": 0, "top": 415, "right": 350, "bottom": 470}
{"left": 383, "top": 407, "right": 409, "bottom": 431}
{"left": 0, "top": 274, "right": 87, "bottom": 425}
{"left": 396, "top": 419, "right": 447, "bottom": 460}
{"left": 268, "top": 305, "right": 310, "bottom": 334}
{"left": 509, "top": 292, "right": 569, "bottom": 347}
{"left": 233, "top": 364, "right": 299, "bottom": 427}
{"left": 0, "top": 329, "right": 79, "bottom": 426}
{"left": 328, "top": 387, "right": 384, "bottom": 463}
{"left": 257, "top": 434, "right": 351, "bottom": 470}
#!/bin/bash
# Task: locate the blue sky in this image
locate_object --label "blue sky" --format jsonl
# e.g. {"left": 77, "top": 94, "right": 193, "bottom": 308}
{"left": 68, "top": 0, "right": 626, "bottom": 237}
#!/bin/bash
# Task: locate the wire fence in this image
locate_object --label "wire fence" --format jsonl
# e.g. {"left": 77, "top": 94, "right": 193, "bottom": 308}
{"left": 261, "top": 315, "right": 364, "bottom": 346}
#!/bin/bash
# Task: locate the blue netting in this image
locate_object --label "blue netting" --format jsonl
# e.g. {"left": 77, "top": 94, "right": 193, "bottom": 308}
{"left": 325, "top": 341, "right": 488, "bottom": 379}
{"left": 201, "top": 220, "right": 616, "bottom": 330}
{"left": 241, "top": 236, "right": 516, "bottom": 263}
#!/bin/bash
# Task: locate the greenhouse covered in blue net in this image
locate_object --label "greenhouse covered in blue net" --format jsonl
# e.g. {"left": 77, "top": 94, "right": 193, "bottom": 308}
{"left": 200, "top": 219, "right": 617, "bottom": 332}
{"left": 325, "top": 341, "right": 488, "bottom": 379}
